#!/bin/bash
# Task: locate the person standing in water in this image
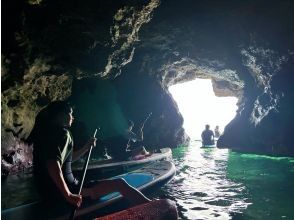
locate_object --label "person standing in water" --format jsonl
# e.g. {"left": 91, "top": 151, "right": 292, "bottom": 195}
{"left": 28, "top": 101, "right": 150, "bottom": 218}
{"left": 201, "top": 124, "right": 215, "bottom": 146}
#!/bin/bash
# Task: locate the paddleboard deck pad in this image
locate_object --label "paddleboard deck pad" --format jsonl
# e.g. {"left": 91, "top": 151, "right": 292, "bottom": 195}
{"left": 76, "top": 160, "right": 176, "bottom": 218}
{"left": 2, "top": 160, "right": 176, "bottom": 220}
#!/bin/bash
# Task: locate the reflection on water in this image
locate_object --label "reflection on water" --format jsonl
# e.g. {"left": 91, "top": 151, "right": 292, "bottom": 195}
{"left": 2, "top": 140, "right": 294, "bottom": 220}
{"left": 1, "top": 173, "right": 39, "bottom": 209}
{"left": 227, "top": 151, "right": 294, "bottom": 220}
{"left": 156, "top": 141, "right": 294, "bottom": 220}
{"left": 157, "top": 141, "right": 250, "bottom": 220}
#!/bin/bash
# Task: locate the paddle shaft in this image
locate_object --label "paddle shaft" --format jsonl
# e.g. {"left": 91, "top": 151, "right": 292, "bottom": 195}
{"left": 69, "top": 128, "right": 98, "bottom": 220}
{"left": 140, "top": 112, "right": 152, "bottom": 130}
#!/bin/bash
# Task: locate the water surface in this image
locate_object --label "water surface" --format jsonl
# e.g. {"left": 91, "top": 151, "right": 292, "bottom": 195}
{"left": 2, "top": 140, "right": 294, "bottom": 220}
{"left": 154, "top": 141, "right": 294, "bottom": 220}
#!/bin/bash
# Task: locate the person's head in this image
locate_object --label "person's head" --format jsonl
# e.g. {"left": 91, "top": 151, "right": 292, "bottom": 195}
{"left": 27, "top": 101, "right": 74, "bottom": 144}
{"left": 46, "top": 101, "right": 74, "bottom": 127}
{"left": 127, "top": 120, "right": 134, "bottom": 131}
{"left": 215, "top": 125, "right": 219, "bottom": 130}
{"left": 205, "top": 124, "right": 210, "bottom": 130}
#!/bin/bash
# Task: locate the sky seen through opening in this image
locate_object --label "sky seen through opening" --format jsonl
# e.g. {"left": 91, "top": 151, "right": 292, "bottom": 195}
{"left": 169, "top": 79, "right": 238, "bottom": 140}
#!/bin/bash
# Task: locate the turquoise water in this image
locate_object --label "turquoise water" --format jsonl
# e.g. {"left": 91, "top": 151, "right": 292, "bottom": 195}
{"left": 2, "top": 141, "right": 294, "bottom": 220}
{"left": 154, "top": 141, "right": 294, "bottom": 220}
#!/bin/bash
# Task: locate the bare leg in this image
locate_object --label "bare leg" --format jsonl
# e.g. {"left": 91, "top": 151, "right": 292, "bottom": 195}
{"left": 82, "top": 178, "right": 151, "bottom": 205}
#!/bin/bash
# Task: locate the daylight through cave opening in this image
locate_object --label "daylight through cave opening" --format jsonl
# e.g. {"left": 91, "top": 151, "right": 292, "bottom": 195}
{"left": 169, "top": 79, "right": 238, "bottom": 140}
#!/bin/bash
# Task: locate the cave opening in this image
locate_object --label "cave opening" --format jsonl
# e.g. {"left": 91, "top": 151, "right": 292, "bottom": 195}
{"left": 169, "top": 79, "right": 238, "bottom": 140}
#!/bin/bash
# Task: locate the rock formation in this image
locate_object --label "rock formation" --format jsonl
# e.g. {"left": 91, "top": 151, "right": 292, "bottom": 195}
{"left": 2, "top": 0, "right": 294, "bottom": 174}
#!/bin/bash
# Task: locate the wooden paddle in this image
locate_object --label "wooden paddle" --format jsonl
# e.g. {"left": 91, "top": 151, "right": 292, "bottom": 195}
{"left": 69, "top": 128, "right": 98, "bottom": 220}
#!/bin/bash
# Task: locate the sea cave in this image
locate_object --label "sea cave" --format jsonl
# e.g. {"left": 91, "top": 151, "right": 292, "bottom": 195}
{"left": 2, "top": 0, "right": 294, "bottom": 219}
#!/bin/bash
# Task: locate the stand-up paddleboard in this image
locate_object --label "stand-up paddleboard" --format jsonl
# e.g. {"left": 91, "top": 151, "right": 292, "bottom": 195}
{"left": 73, "top": 148, "right": 172, "bottom": 178}
{"left": 2, "top": 160, "right": 176, "bottom": 220}
{"left": 75, "top": 160, "right": 176, "bottom": 218}
{"left": 94, "top": 199, "right": 178, "bottom": 220}
{"left": 200, "top": 144, "right": 216, "bottom": 148}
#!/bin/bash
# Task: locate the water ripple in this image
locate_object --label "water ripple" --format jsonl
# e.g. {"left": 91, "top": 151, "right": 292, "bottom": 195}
{"left": 157, "top": 142, "right": 251, "bottom": 220}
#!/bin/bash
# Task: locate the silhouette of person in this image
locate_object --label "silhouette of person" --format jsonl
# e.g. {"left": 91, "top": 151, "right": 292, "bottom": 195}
{"left": 105, "top": 113, "right": 152, "bottom": 160}
{"left": 214, "top": 125, "right": 221, "bottom": 139}
{"left": 201, "top": 124, "right": 215, "bottom": 146}
{"left": 28, "top": 101, "right": 150, "bottom": 218}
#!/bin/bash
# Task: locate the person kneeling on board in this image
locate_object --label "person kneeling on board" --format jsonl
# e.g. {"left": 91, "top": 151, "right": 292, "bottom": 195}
{"left": 27, "top": 101, "right": 151, "bottom": 218}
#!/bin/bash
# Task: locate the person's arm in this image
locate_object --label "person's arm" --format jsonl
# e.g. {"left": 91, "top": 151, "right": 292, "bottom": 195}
{"left": 46, "top": 159, "right": 82, "bottom": 207}
{"left": 72, "top": 137, "right": 97, "bottom": 161}
{"left": 136, "top": 127, "right": 144, "bottom": 142}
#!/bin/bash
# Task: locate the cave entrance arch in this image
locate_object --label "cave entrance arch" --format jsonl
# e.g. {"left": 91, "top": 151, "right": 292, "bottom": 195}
{"left": 169, "top": 79, "right": 238, "bottom": 140}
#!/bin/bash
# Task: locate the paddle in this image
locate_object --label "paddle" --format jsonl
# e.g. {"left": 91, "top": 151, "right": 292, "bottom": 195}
{"left": 69, "top": 128, "right": 98, "bottom": 220}
{"left": 140, "top": 112, "right": 152, "bottom": 130}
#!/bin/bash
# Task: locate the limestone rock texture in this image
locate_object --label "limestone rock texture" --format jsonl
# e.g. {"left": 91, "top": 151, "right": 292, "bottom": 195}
{"left": 1, "top": 0, "right": 294, "bottom": 174}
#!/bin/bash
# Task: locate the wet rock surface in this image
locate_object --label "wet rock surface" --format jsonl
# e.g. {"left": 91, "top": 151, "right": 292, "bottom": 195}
{"left": 2, "top": 0, "right": 294, "bottom": 173}
{"left": 1, "top": 133, "right": 33, "bottom": 176}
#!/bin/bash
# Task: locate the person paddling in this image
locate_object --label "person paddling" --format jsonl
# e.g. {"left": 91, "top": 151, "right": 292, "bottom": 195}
{"left": 105, "top": 113, "right": 152, "bottom": 160}
{"left": 28, "top": 101, "right": 150, "bottom": 218}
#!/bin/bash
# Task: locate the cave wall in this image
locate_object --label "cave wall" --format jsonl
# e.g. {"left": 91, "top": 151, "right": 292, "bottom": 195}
{"left": 2, "top": 0, "right": 294, "bottom": 176}
{"left": 69, "top": 75, "right": 187, "bottom": 156}
{"left": 1, "top": 0, "right": 161, "bottom": 174}
{"left": 68, "top": 78, "right": 131, "bottom": 158}
{"left": 2, "top": 0, "right": 160, "bottom": 141}
{"left": 218, "top": 61, "right": 294, "bottom": 156}
{"left": 120, "top": 0, "right": 294, "bottom": 156}
{"left": 70, "top": 79, "right": 127, "bottom": 139}
{"left": 113, "top": 72, "right": 188, "bottom": 150}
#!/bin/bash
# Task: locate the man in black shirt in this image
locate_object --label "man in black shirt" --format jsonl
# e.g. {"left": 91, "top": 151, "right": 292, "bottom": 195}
{"left": 201, "top": 124, "right": 215, "bottom": 146}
